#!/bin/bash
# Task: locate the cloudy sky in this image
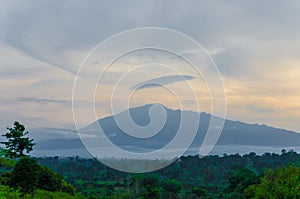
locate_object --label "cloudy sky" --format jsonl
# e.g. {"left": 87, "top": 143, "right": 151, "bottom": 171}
{"left": 0, "top": 0, "right": 300, "bottom": 133}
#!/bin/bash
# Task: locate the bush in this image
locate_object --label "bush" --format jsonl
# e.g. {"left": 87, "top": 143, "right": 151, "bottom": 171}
{"left": 8, "top": 157, "right": 76, "bottom": 196}
{"left": 10, "top": 157, "right": 40, "bottom": 195}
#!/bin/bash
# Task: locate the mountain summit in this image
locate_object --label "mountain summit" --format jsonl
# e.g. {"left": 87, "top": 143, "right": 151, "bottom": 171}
{"left": 31, "top": 104, "right": 300, "bottom": 157}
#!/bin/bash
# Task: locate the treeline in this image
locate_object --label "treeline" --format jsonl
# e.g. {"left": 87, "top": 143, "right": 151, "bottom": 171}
{"left": 1, "top": 122, "right": 300, "bottom": 198}
{"left": 36, "top": 150, "right": 300, "bottom": 199}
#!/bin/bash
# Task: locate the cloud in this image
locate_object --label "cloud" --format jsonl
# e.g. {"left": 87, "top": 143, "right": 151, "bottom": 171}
{"left": 0, "top": 1, "right": 300, "bottom": 132}
{"left": 17, "top": 97, "right": 103, "bottom": 109}
{"left": 18, "top": 97, "right": 71, "bottom": 106}
{"left": 245, "top": 105, "right": 276, "bottom": 113}
{"left": 1, "top": 0, "right": 300, "bottom": 80}
{"left": 29, "top": 78, "right": 66, "bottom": 88}
{"left": 130, "top": 75, "right": 196, "bottom": 90}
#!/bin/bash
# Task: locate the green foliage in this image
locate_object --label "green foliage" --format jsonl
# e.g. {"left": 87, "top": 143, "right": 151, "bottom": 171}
{"left": 245, "top": 164, "right": 300, "bottom": 199}
{"left": 104, "top": 183, "right": 114, "bottom": 196}
{"left": 38, "top": 166, "right": 63, "bottom": 192}
{"left": 0, "top": 148, "right": 6, "bottom": 157}
{"left": 33, "top": 189, "right": 80, "bottom": 199}
{"left": 141, "top": 175, "right": 161, "bottom": 199}
{"left": 162, "top": 179, "right": 183, "bottom": 198}
{"left": 0, "top": 185, "right": 80, "bottom": 199}
{"left": 0, "top": 171, "right": 12, "bottom": 185}
{"left": 224, "top": 165, "right": 259, "bottom": 198}
{"left": 132, "top": 174, "right": 144, "bottom": 195}
{"left": 0, "top": 122, "right": 35, "bottom": 159}
{"left": 162, "top": 179, "right": 183, "bottom": 194}
{"left": 141, "top": 186, "right": 160, "bottom": 199}
{"left": 60, "top": 180, "right": 76, "bottom": 196}
{"left": 0, "top": 122, "right": 78, "bottom": 198}
{"left": 107, "top": 191, "right": 131, "bottom": 199}
{"left": 192, "top": 187, "right": 208, "bottom": 198}
{"left": 32, "top": 150, "right": 300, "bottom": 199}
{"left": 142, "top": 174, "right": 160, "bottom": 188}
{"left": 10, "top": 156, "right": 40, "bottom": 195}
{"left": 7, "top": 157, "right": 76, "bottom": 196}
{"left": 0, "top": 157, "right": 15, "bottom": 169}
{"left": 0, "top": 185, "right": 22, "bottom": 198}
{"left": 38, "top": 165, "right": 76, "bottom": 195}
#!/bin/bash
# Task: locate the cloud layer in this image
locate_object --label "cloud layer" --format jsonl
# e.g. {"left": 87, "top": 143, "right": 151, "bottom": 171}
{"left": 130, "top": 75, "right": 196, "bottom": 90}
{"left": 0, "top": 1, "right": 299, "bottom": 132}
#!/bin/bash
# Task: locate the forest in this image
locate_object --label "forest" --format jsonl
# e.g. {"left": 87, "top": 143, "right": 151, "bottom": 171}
{"left": 0, "top": 122, "right": 300, "bottom": 198}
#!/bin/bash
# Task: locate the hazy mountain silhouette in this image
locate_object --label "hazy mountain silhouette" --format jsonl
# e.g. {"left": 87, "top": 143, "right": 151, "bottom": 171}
{"left": 30, "top": 104, "right": 300, "bottom": 157}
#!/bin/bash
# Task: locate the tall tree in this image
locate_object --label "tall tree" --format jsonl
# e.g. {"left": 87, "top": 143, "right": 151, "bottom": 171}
{"left": 0, "top": 121, "right": 35, "bottom": 159}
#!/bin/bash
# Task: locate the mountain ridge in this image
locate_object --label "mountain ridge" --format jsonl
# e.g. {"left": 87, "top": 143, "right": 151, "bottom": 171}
{"left": 28, "top": 104, "right": 300, "bottom": 157}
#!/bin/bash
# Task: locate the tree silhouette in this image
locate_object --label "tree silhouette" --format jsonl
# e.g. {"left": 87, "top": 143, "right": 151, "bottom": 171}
{"left": 1, "top": 121, "right": 35, "bottom": 159}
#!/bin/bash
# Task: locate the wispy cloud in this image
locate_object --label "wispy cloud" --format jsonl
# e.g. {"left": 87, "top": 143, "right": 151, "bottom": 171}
{"left": 0, "top": 1, "right": 299, "bottom": 132}
{"left": 130, "top": 75, "right": 196, "bottom": 90}
{"left": 18, "top": 97, "right": 71, "bottom": 105}
{"left": 29, "top": 78, "right": 65, "bottom": 88}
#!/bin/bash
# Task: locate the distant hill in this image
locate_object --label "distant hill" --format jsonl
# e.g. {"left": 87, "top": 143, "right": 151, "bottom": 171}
{"left": 29, "top": 104, "right": 300, "bottom": 157}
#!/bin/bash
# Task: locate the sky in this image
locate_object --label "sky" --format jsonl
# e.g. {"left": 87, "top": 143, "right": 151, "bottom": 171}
{"left": 0, "top": 0, "right": 300, "bottom": 133}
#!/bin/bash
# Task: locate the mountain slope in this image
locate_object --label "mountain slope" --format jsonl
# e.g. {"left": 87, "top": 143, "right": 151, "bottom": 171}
{"left": 31, "top": 104, "right": 300, "bottom": 157}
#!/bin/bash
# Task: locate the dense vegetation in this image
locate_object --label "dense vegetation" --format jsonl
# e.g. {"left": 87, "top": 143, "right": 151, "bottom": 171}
{"left": 0, "top": 122, "right": 79, "bottom": 198}
{"left": 34, "top": 150, "right": 300, "bottom": 199}
{"left": 1, "top": 122, "right": 300, "bottom": 198}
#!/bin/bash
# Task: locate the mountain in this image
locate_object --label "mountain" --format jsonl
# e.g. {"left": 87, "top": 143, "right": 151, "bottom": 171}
{"left": 30, "top": 104, "right": 300, "bottom": 158}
